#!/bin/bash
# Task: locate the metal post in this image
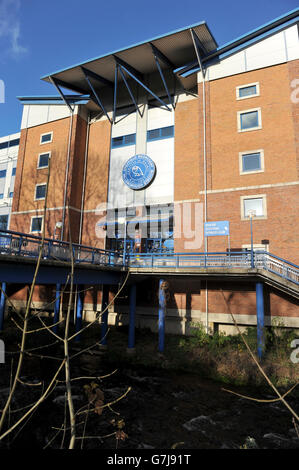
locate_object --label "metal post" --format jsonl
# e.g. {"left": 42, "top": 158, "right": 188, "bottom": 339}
{"left": 53, "top": 283, "right": 61, "bottom": 333}
{"left": 100, "top": 284, "right": 109, "bottom": 347}
{"left": 158, "top": 279, "right": 166, "bottom": 352}
{"left": 0, "top": 282, "right": 6, "bottom": 332}
{"left": 75, "top": 286, "right": 83, "bottom": 342}
{"left": 256, "top": 282, "right": 265, "bottom": 360}
{"left": 127, "top": 284, "right": 136, "bottom": 352}
{"left": 123, "top": 220, "right": 127, "bottom": 266}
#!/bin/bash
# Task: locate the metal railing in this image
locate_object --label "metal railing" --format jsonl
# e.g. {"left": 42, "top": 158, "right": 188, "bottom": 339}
{"left": 0, "top": 230, "right": 298, "bottom": 286}
{"left": 0, "top": 230, "right": 123, "bottom": 267}
{"left": 127, "top": 251, "right": 299, "bottom": 285}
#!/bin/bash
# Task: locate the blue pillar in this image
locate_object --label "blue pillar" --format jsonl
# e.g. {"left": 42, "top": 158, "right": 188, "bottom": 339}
{"left": 158, "top": 279, "right": 166, "bottom": 352}
{"left": 128, "top": 284, "right": 136, "bottom": 351}
{"left": 256, "top": 282, "right": 265, "bottom": 360}
{"left": 0, "top": 282, "right": 7, "bottom": 332}
{"left": 100, "top": 284, "right": 109, "bottom": 347}
{"left": 75, "top": 286, "right": 84, "bottom": 342}
{"left": 53, "top": 283, "right": 61, "bottom": 333}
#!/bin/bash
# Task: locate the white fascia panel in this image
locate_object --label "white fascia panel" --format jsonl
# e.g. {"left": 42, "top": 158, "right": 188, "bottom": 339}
{"left": 111, "top": 112, "right": 137, "bottom": 138}
{"left": 285, "top": 24, "right": 299, "bottom": 61}
{"left": 147, "top": 106, "right": 174, "bottom": 131}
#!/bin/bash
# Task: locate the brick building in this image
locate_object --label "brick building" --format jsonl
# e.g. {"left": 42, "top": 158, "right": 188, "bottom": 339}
{"left": 8, "top": 10, "right": 299, "bottom": 333}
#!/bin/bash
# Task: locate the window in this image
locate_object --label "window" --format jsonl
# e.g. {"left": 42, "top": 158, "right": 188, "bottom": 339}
{"left": 12, "top": 167, "right": 16, "bottom": 176}
{"left": 9, "top": 139, "right": 20, "bottom": 147}
{"left": 0, "top": 141, "right": 9, "bottom": 150}
{"left": 0, "top": 194, "right": 3, "bottom": 200}
{"left": 241, "top": 195, "right": 267, "bottom": 219}
{"left": 0, "top": 215, "right": 8, "bottom": 231}
{"left": 111, "top": 133, "right": 136, "bottom": 148}
{"left": 239, "top": 150, "right": 264, "bottom": 174}
{"left": 40, "top": 132, "right": 53, "bottom": 144}
{"left": 147, "top": 126, "right": 174, "bottom": 142}
{"left": 35, "top": 183, "right": 47, "bottom": 200}
{"left": 9, "top": 192, "right": 13, "bottom": 198}
{"left": 38, "top": 152, "right": 50, "bottom": 169}
{"left": 236, "top": 82, "right": 259, "bottom": 100}
{"left": 0, "top": 170, "right": 6, "bottom": 178}
{"left": 31, "top": 216, "right": 43, "bottom": 233}
{"left": 238, "top": 108, "right": 262, "bottom": 132}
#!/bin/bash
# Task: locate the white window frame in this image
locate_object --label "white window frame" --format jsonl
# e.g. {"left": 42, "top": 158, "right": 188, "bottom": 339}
{"left": 34, "top": 183, "right": 47, "bottom": 201}
{"left": 236, "top": 82, "right": 260, "bottom": 100}
{"left": 37, "top": 151, "right": 51, "bottom": 169}
{"left": 30, "top": 215, "right": 44, "bottom": 233}
{"left": 240, "top": 194, "right": 267, "bottom": 220}
{"left": 239, "top": 149, "right": 264, "bottom": 175}
{"left": 237, "top": 108, "right": 262, "bottom": 133}
{"left": 242, "top": 243, "right": 269, "bottom": 252}
{"left": 40, "top": 131, "right": 53, "bottom": 145}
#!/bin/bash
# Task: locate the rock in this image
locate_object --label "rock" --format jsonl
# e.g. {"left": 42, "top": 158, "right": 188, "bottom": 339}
{"left": 183, "top": 415, "right": 216, "bottom": 431}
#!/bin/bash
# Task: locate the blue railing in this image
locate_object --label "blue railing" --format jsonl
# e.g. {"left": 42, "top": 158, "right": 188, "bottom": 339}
{"left": 127, "top": 251, "right": 299, "bottom": 285}
{"left": 0, "top": 230, "right": 298, "bottom": 286}
{"left": 0, "top": 230, "right": 123, "bottom": 267}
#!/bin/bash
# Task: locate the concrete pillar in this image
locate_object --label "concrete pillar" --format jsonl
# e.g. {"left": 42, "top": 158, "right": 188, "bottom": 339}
{"left": 256, "top": 282, "right": 265, "bottom": 360}
{"left": 127, "top": 283, "right": 136, "bottom": 352}
{"left": 0, "top": 282, "right": 6, "bottom": 332}
{"left": 75, "top": 286, "right": 84, "bottom": 342}
{"left": 100, "top": 284, "right": 109, "bottom": 347}
{"left": 158, "top": 279, "right": 166, "bottom": 352}
{"left": 53, "top": 283, "right": 61, "bottom": 334}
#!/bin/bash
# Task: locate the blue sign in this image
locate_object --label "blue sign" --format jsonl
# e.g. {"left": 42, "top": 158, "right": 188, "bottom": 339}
{"left": 204, "top": 221, "right": 230, "bottom": 237}
{"left": 122, "top": 154, "right": 156, "bottom": 190}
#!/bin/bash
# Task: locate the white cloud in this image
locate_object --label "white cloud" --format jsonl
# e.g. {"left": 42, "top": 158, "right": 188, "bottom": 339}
{"left": 0, "top": 0, "right": 27, "bottom": 57}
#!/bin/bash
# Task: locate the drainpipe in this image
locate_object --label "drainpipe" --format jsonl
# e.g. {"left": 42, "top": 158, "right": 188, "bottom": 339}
{"left": 61, "top": 110, "right": 74, "bottom": 241}
{"left": 79, "top": 114, "right": 91, "bottom": 245}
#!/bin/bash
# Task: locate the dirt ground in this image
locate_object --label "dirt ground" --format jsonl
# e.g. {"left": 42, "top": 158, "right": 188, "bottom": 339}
{"left": 0, "top": 322, "right": 298, "bottom": 450}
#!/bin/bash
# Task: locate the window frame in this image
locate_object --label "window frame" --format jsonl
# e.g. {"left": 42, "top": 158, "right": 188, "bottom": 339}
{"left": 147, "top": 125, "right": 175, "bottom": 142}
{"left": 30, "top": 216, "right": 44, "bottom": 233}
{"left": 240, "top": 194, "right": 267, "bottom": 220}
{"left": 37, "top": 151, "right": 51, "bottom": 169}
{"left": 40, "top": 132, "right": 53, "bottom": 145}
{"left": 239, "top": 149, "right": 264, "bottom": 175}
{"left": 34, "top": 183, "right": 47, "bottom": 201}
{"left": 237, "top": 107, "right": 262, "bottom": 133}
{"left": 236, "top": 82, "right": 260, "bottom": 100}
{"left": 111, "top": 133, "right": 136, "bottom": 149}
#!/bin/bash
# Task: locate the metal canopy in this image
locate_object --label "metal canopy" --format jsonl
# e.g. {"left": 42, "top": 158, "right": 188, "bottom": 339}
{"left": 40, "top": 22, "right": 217, "bottom": 117}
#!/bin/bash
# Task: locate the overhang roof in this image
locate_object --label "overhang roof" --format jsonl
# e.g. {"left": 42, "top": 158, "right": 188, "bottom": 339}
{"left": 41, "top": 21, "right": 217, "bottom": 95}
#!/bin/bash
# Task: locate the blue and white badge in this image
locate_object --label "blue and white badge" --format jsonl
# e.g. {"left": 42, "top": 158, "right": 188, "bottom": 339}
{"left": 122, "top": 154, "right": 156, "bottom": 190}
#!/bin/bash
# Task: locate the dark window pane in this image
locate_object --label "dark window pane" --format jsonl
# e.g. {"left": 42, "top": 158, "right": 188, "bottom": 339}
{"left": 124, "top": 134, "right": 136, "bottom": 145}
{"left": 147, "top": 129, "right": 160, "bottom": 141}
{"left": 0, "top": 142, "right": 9, "bottom": 150}
{"left": 160, "top": 126, "right": 174, "bottom": 138}
{"left": 31, "top": 217, "right": 42, "bottom": 232}
{"left": 0, "top": 170, "right": 6, "bottom": 178}
{"left": 240, "top": 111, "right": 259, "bottom": 129}
{"left": 41, "top": 133, "right": 52, "bottom": 143}
{"left": 242, "top": 153, "right": 261, "bottom": 172}
{"left": 0, "top": 194, "right": 3, "bottom": 200}
{"left": 9, "top": 192, "right": 13, "bottom": 198}
{"left": 9, "top": 139, "right": 20, "bottom": 147}
{"left": 0, "top": 215, "right": 8, "bottom": 231}
{"left": 112, "top": 136, "right": 124, "bottom": 148}
{"left": 35, "top": 185, "right": 46, "bottom": 199}
{"left": 12, "top": 167, "right": 16, "bottom": 176}
{"left": 38, "top": 153, "right": 49, "bottom": 168}
{"left": 239, "top": 85, "right": 257, "bottom": 98}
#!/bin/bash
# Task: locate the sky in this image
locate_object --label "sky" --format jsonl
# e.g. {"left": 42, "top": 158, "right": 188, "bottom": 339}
{"left": 0, "top": 0, "right": 297, "bottom": 137}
